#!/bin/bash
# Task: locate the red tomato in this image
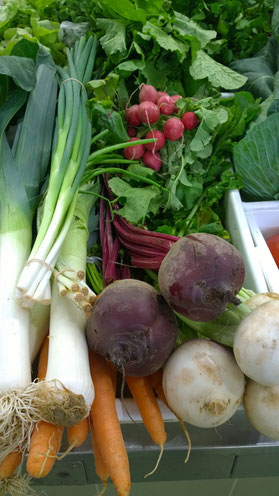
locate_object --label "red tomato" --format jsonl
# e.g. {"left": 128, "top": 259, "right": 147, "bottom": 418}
{"left": 266, "top": 234, "right": 279, "bottom": 267}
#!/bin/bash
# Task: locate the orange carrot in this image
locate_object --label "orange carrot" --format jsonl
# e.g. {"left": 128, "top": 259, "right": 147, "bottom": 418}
{"left": 0, "top": 452, "right": 22, "bottom": 479}
{"left": 125, "top": 374, "right": 166, "bottom": 476}
{"left": 37, "top": 336, "right": 49, "bottom": 380}
{"left": 90, "top": 417, "right": 109, "bottom": 496}
{"left": 27, "top": 421, "right": 64, "bottom": 478}
{"left": 56, "top": 416, "right": 89, "bottom": 461}
{"left": 67, "top": 417, "right": 89, "bottom": 449}
{"left": 89, "top": 351, "right": 131, "bottom": 496}
{"left": 26, "top": 336, "right": 64, "bottom": 478}
{"left": 148, "top": 369, "right": 192, "bottom": 463}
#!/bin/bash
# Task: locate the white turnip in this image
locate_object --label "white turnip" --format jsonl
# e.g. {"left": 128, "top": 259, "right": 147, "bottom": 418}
{"left": 158, "top": 233, "right": 245, "bottom": 322}
{"left": 244, "top": 380, "right": 279, "bottom": 440}
{"left": 163, "top": 339, "right": 245, "bottom": 428}
{"left": 233, "top": 301, "right": 279, "bottom": 386}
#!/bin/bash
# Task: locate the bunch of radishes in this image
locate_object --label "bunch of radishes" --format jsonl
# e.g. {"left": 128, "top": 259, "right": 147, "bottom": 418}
{"left": 124, "top": 84, "right": 199, "bottom": 172}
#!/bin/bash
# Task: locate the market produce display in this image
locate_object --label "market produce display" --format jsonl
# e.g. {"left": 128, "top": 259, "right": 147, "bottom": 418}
{"left": 1, "top": 1, "right": 279, "bottom": 495}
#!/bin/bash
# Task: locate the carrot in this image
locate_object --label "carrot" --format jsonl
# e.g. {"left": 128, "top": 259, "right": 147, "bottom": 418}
{"left": 37, "top": 335, "right": 49, "bottom": 380}
{"left": 57, "top": 417, "right": 90, "bottom": 460}
{"left": 89, "top": 351, "right": 130, "bottom": 496}
{"left": 0, "top": 452, "right": 22, "bottom": 479}
{"left": 26, "top": 336, "right": 64, "bottom": 478}
{"left": 125, "top": 374, "right": 166, "bottom": 477}
{"left": 148, "top": 369, "right": 191, "bottom": 463}
{"left": 90, "top": 417, "right": 109, "bottom": 496}
{"left": 27, "top": 421, "right": 64, "bottom": 478}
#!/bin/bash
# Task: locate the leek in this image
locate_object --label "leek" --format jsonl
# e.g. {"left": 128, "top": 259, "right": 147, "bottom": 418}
{"left": 37, "top": 181, "right": 100, "bottom": 426}
{"left": 0, "top": 60, "right": 57, "bottom": 461}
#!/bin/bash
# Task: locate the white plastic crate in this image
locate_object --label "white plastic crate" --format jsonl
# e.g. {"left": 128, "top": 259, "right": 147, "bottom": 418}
{"left": 225, "top": 190, "right": 279, "bottom": 293}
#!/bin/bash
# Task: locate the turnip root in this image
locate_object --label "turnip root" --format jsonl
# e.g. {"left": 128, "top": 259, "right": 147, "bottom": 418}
{"left": 158, "top": 233, "right": 245, "bottom": 322}
{"left": 244, "top": 380, "right": 279, "bottom": 440}
{"left": 245, "top": 292, "right": 279, "bottom": 311}
{"left": 162, "top": 339, "right": 245, "bottom": 428}
{"left": 233, "top": 301, "right": 279, "bottom": 386}
{"left": 86, "top": 279, "right": 178, "bottom": 376}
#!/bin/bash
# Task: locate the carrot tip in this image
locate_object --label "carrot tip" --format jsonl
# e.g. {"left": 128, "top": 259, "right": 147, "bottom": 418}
{"left": 144, "top": 444, "right": 164, "bottom": 478}
{"left": 98, "top": 480, "right": 108, "bottom": 496}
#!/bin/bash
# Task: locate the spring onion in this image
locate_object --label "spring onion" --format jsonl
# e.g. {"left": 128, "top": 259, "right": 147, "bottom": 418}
{"left": 17, "top": 36, "right": 97, "bottom": 306}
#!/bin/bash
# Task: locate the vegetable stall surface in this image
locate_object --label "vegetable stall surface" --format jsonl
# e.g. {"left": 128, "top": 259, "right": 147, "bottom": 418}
{"left": 158, "top": 233, "right": 245, "bottom": 321}
{"left": 86, "top": 279, "right": 178, "bottom": 376}
{"left": 162, "top": 339, "right": 245, "bottom": 428}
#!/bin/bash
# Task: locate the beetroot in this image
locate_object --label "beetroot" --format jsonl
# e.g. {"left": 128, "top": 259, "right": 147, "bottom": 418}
{"left": 139, "top": 84, "right": 158, "bottom": 103}
{"left": 86, "top": 279, "right": 178, "bottom": 376}
{"left": 158, "top": 234, "right": 245, "bottom": 322}
{"left": 138, "top": 101, "right": 160, "bottom": 124}
{"left": 125, "top": 105, "right": 141, "bottom": 126}
{"left": 143, "top": 150, "right": 162, "bottom": 171}
{"left": 123, "top": 138, "right": 145, "bottom": 160}
{"left": 144, "top": 130, "right": 165, "bottom": 151}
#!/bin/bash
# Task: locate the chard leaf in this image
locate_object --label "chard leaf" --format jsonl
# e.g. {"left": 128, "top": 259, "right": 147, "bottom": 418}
{"left": 233, "top": 112, "right": 279, "bottom": 200}
{"left": 108, "top": 177, "right": 161, "bottom": 223}
{"left": 10, "top": 38, "right": 39, "bottom": 59}
{"left": 172, "top": 11, "right": 216, "bottom": 48}
{"left": 96, "top": 19, "right": 126, "bottom": 57}
{"left": 190, "top": 50, "right": 248, "bottom": 89}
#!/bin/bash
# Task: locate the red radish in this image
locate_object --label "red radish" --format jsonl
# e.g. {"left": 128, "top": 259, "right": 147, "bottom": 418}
{"left": 125, "top": 105, "right": 141, "bottom": 126}
{"left": 163, "top": 117, "right": 184, "bottom": 141}
{"left": 139, "top": 84, "right": 158, "bottom": 104}
{"left": 127, "top": 127, "right": 137, "bottom": 137}
{"left": 182, "top": 112, "right": 199, "bottom": 130}
{"left": 123, "top": 138, "right": 145, "bottom": 160}
{"left": 138, "top": 102, "right": 160, "bottom": 124}
{"left": 170, "top": 95, "right": 182, "bottom": 111}
{"left": 143, "top": 150, "right": 162, "bottom": 171}
{"left": 157, "top": 91, "right": 169, "bottom": 100}
{"left": 145, "top": 130, "right": 165, "bottom": 151}
{"left": 157, "top": 95, "right": 175, "bottom": 116}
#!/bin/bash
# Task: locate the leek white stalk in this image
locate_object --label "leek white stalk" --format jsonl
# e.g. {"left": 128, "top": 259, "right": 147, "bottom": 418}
{"left": 0, "top": 59, "right": 57, "bottom": 462}
{"left": 36, "top": 181, "right": 100, "bottom": 425}
{"left": 40, "top": 282, "right": 94, "bottom": 425}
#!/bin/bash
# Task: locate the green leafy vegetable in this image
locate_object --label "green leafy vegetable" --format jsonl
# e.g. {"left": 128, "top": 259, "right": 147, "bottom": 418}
{"left": 233, "top": 112, "right": 279, "bottom": 201}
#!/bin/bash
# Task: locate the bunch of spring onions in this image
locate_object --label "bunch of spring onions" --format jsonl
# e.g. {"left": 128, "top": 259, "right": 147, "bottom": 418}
{"left": 0, "top": 57, "right": 57, "bottom": 461}
{"left": 16, "top": 35, "right": 97, "bottom": 306}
